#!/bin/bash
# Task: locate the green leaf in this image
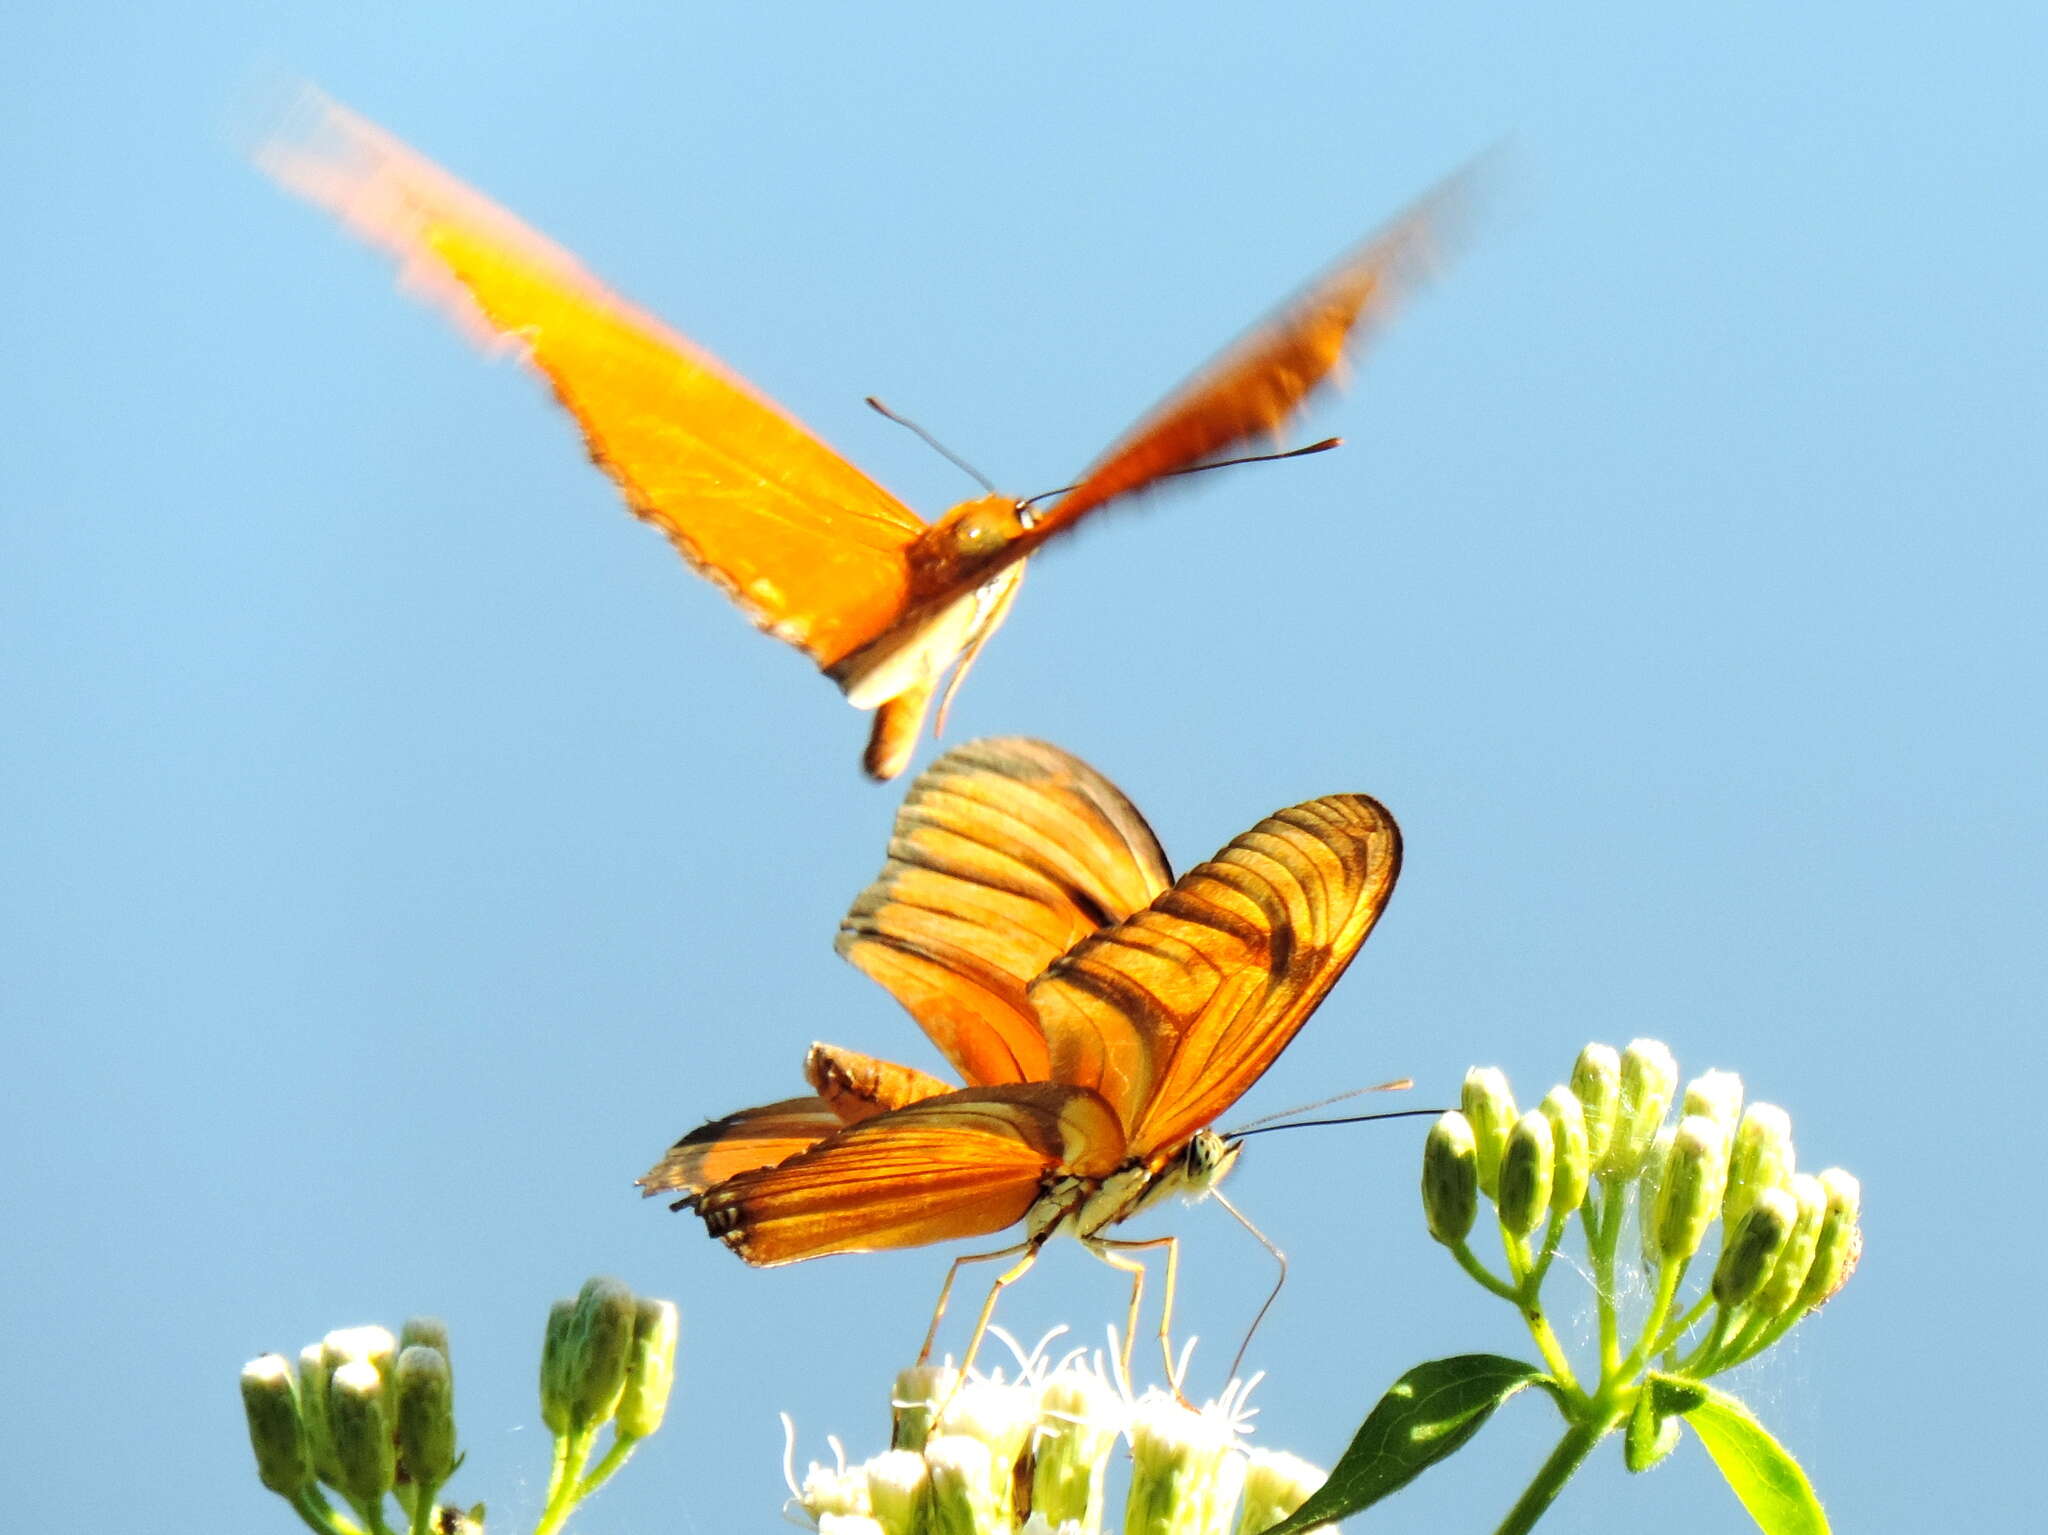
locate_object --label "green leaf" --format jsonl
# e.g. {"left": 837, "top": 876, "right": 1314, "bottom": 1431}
{"left": 1258, "top": 1355, "right": 1547, "bottom": 1534}
{"left": 1675, "top": 1380, "right": 1831, "bottom": 1535}
{"left": 1625, "top": 1375, "right": 1704, "bottom": 1473}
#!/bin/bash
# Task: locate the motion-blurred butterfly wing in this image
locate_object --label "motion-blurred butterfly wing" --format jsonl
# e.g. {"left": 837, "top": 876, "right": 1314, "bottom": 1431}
{"left": 261, "top": 95, "right": 928, "bottom": 675}
{"left": 1032, "top": 793, "right": 1401, "bottom": 1162}
{"left": 693, "top": 1084, "right": 1128, "bottom": 1265}
{"left": 899, "top": 178, "right": 1467, "bottom": 605}
{"left": 836, "top": 737, "right": 1173, "bottom": 1086}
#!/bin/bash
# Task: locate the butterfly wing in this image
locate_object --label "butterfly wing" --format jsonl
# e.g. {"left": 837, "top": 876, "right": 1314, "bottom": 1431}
{"left": 261, "top": 93, "right": 925, "bottom": 670}
{"left": 837, "top": 738, "right": 1174, "bottom": 1086}
{"left": 637, "top": 1096, "right": 847, "bottom": 1201}
{"left": 692, "top": 1084, "right": 1126, "bottom": 1265}
{"left": 1030, "top": 793, "right": 1401, "bottom": 1162}
{"left": 1028, "top": 178, "right": 1462, "bottom": 542}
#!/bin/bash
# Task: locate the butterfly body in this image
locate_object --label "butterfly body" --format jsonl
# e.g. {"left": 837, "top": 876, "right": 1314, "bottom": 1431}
{"left": 264, "top": 94, "right": 1461, "bottom": 778}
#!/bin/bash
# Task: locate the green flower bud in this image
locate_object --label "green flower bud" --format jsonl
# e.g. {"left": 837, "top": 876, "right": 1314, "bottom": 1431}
{"left": 327, "top": 1358, "right": 396, "bottom": 1504}
{"left": 1571, "top": 1044, "right": 1622, "bottom": 1167}
{"left": 400, "top": 1317, "right": 452, "bottom": 1377}
{"left": 567, "top": 1277, "right": 638, "bottom": 1429}
{"left": 1793, "top": 1169, "right": 1863, "bottom": 1313}
{"left": 1235, "top": 1448, "right": 1327, "bottom": 1535}
{"left": 1460, "top": 1067, "right": 1518, "bottom": 1198}
{"left": 616, "top": 1297, "right": 680, "bottom": 1440}
{"left": 1754, "top": 1174, "right": 1828, "bottom": 1318}
{"left": 297, "top": 1342, "right": 342, "bottom": 1488}
{"left": 1033, "top": 1367, "right": 1125, "bottom": 1532}
{"left": 1680, "top": 1069, "right": 1744, "bottom": 1138}
{"left": 539, "top": 1299, "right": 576, "bottom": 1435}
{"left": 322, "top": 1325, "right": 398, "bottom": 1384}
{"left": 1420, "top": 1111, "right": 1480, "bottom": 1245}
{"left": 864, "top": 1449, "right": 930, "bottom": 1535}
{"left": 393, "top": 1344, "right": 458, "bottom": 1491}
{"left": 1125, "top": 1396, "right": 1239, "bottom": 1535}
{"left": 1539, "top": 1087, "right": 1591, "bottom": 1215}
{"left": 240, "top": 1354, "right": 313, "bottom": 1497}
{"left": 1651, "top": 1116, "right": 1729, "bottom": 1265}
{"left": 1714, "top": 1186, "right": 1796, "bottom": 1309}
{"left": 1497, "top": 1111, "right": 1555, "bottom": 1237}
{"left": 1724, "top": 1103, "right": 1796, "bottom": 1229}
{"left": 1636, "top": 1124, "right": 1676, "bottom": 1267}
{"left": 923, "top": 1433, "right": 1000, "bottom": 1535}
{"left": 1608, "top": 1039, "right": 1677, "bottom": 1178}
{"left": 891, "top": 1364, "right": 960, "bottom": 1452}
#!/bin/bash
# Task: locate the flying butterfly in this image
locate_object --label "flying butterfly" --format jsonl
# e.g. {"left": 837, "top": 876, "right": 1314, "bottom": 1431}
{"left": 261, "top": 93, "right": 1462, "bottom": 777}
{"left": 639, "top": 737, "right": 1402, "bottom": 1375}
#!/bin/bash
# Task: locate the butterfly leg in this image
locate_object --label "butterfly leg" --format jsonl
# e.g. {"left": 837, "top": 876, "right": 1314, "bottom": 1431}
{"left": 1085, "top": 1234, "right": 1182, "bottom": 1397}
{"left": 917, "top": 1240, "right": 1032, "bottom": 1367}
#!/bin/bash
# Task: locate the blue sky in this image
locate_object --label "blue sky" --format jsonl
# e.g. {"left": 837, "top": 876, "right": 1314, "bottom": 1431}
{"left": 3, "top": 4, "right": 2042, "bottom": 1531}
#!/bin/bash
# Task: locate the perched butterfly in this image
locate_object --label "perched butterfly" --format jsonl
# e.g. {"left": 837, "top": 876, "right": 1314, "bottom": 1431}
{"left": 262, "top": 93, "right": 1461, "bottom": 777}
{"left": 639, "top": 737, "right": 1401, "bottom": 1372}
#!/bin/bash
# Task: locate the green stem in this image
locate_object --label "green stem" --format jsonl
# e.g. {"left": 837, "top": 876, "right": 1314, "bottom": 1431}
{"left": 405, "top": 1479, "right": 442, "bottom": 1535}
{"left": 1651, "top": 1288, "right": 1717, "bottom": 1358}
{"left": 1452, "top": 1240, "right": 1522, "bottom": 1302}
{"left": 1617, "top": 1258, "right": 1686, "bottom": 1382}
{"left": 535, "top": 1428, "right": 598, "bottom": 1535}
{"left": 287, "top": 1489, "right": 359, "bottom": 1535}
{"left": 576, "top": 1433, "right": 642, "bottom": 1500}
{"left": 1492, "top": 1403, "right": 1621, "bottom": 1535}
{"left": 1587, "top": 1182, "right": 1626, "bottom": 1375}
{"left": 1677, "top": 1306, "right": 1734, "bottom": 1376}
{"left": 1520, "top": 1304, "right": 1579, "bottom": 1400}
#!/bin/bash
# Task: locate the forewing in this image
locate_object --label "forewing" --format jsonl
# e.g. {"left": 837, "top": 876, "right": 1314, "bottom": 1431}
{"left": 637, "top": 1096, "right": 844, "bottom": 1201}
{"left": 837, "top": 738, "right": 1174, "bottom": 1086}
{"left": 1030, "top": 794, "right": 1401, "bottom": 1160}
{"left": 261, "top": 92, "right": 924, "bottom": 668}
{"left": 1016, "top": 174, "right": 1466, "bottom": 553}
{"left": 692, "top": 1085, "right": 1126, "bottom": 1265}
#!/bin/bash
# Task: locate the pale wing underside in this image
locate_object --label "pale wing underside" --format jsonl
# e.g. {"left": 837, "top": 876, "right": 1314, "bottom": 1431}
{"left": 261, "top": 94, "right": 925, "bottom": 669}
{"left": 1030, "top": 794, "right": 1401, "bottom": 1161}
{"left": 837, "top": 738, "right": 1174, "bottom": 1085}
{"left": 693, "top": 1085, "right": 1127, "bottom": 1265}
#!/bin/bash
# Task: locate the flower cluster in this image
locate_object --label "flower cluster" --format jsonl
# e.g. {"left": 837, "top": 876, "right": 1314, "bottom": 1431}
{"left": 1424, "top": 1040, "right": 1862, "bottom": 1390}
{"left": 788, "top": 1345, "right": 1331, "bottom": 1535}
{"left": 237, "top": 1276, "right": 678, "bottom": 1535}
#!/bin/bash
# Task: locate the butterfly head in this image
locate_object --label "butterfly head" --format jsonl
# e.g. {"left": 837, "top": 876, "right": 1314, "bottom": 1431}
{"left": 909, "top": 495, "right": 1034, "bottom": 593}
{"left": 1159, "top": 1128, "right": 1243, "bottom": 1205}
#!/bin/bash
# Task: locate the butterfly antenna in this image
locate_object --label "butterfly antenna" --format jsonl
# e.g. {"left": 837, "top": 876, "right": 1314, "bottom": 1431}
{"left": 1019, "top": 436, "right": 1342, "bottom": 512}
{"left": 1228, "top": 1077, "right": 1413, "bottom": 1135}
{"left": 1228, "top": 1106, "right": 1447, "bottom": 1139}
{"left": 1211, "top": 1188, "right": 1286, "bottom": 1383}
{"left": 865, "top": 396, "right": 997, "bottom": 494}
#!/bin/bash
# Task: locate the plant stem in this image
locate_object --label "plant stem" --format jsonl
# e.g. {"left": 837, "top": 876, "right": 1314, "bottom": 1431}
{"left": 288, "top": 1489, "right": 358, "bottom": 1535}
{"left": 1492, "top": 1406, "right": 1619, "bottom": 1535}
{"left": 1452, "top": 1240, "right": 1522, "bottom": 1302}
{"left": 576, "top": 1433, "right": 642, "bottom": 1500}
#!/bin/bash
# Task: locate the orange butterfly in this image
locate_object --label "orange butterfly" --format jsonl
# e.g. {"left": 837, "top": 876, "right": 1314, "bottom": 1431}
{"left": 639, "top": 737, "right": 1401, "bottom": 1373}
{"left": 261, "top": 93, "right": 1460, "bottom": 778}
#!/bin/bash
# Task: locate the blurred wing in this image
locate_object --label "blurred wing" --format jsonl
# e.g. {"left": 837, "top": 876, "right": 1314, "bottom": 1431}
{"left": 637, "top": 1096, "right": 843, "bottom": 1201}
{"left": 837, "top": 738, "right": 1174, "bottom": 1086}
{"left": 261, "top": 92, "right": 924, "bottom": 669}
{"left": 693, "top": 1085, "right": 1126, "bottom": 1265}
{"left": 1015, "top": 173, "right": 1466, "bottom": 554}
{"left": 1031, "top": 794, "right": 1401, "bottom": 1161}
